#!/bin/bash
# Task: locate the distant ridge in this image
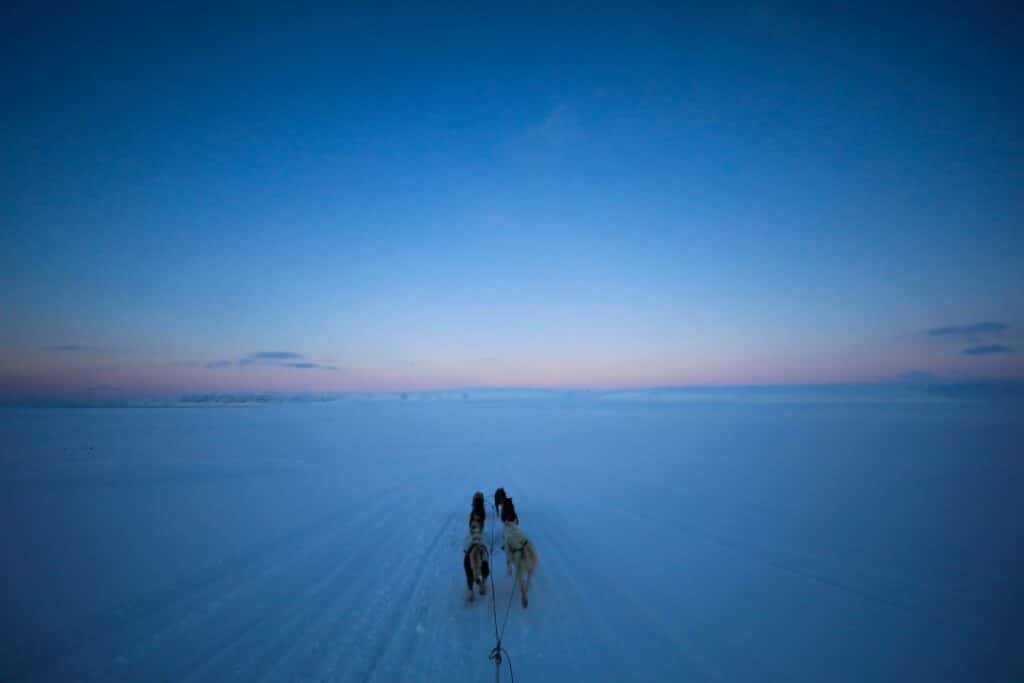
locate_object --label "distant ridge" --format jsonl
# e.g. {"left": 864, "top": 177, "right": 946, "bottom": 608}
{"left": 2, "top": 379, "right": 1022, "bottom": 409}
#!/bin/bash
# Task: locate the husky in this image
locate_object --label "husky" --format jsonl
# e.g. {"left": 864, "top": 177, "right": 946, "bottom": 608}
{"left": 494, "top": 487, "right": 508, "bottom": 519}
{"left": 463, "top": 521, "right": 490, "bottom": 601}
{"left": 499, "top": 496, "right": 519, "bottom": 525}
{"left": 469, "top": 491, "right": 487, "bottom": 530}
{"left": 502, "top": 520, "right": 537, "bottom": 608}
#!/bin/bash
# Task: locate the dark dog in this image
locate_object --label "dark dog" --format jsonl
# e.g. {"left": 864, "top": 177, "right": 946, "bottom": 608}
{"left": 494, "top": 487, "right": 508, "bottom": 518}
{"left": 469, "top": 491, "right": 486, "bottom": 529}
{"left": 463, "top": 521, "right": 490, "bottom": 600}
{"left": 500, "top": 496, "right": 519, "bottom": 525}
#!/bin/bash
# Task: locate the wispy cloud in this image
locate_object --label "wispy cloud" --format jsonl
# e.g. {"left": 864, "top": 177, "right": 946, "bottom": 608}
{"left": 43, "top": 344, "right": 108, "bottom": 353}
{"left": 284, "top": 362, "right": 338, "bottom": 370}
{"left": 239, "top": 351, "right": 305, "bottom": 366}
{"left": 250, "top": 351, "right": 304, "bottom": 360}
{"left": 924, "top": 322, "right": 1014, "bottom": 353}
{"left": 962, "top": 345, "right": 1014, "bottom": 356}
{"left": 205, "top": 352, "right": 338, "bottom": 371}
{"left": 527, "top": 105, "right": 583, "bottom": 149}
{"left": 506, "top": 105, "right": 585, "bottom": 164}
{"left": 927, "top": 322, "right": 1008, "bottom": 338}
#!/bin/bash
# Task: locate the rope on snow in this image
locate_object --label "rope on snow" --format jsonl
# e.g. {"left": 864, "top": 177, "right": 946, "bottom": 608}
{"left": 487, "top": 506, "right": 517, "bottom": 683}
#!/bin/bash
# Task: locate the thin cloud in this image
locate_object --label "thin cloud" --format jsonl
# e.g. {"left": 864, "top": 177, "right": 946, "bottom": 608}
{"left": 927, "top": 322, "right": 1008, "bottom": 337}
{"left": 239, "top": 351, "right": 305, "bottom": 366}
{"left": 529, "top": 105, "right": 583, "bottom": 149}
{"left": 506, "top": 105, "right": 584, "bottom": 163}
{"left": 206, "top": 352, "right": 337, "bottom": 371}
{"left": 43, "top": 344, "right": 108, "bottom": 353}
{"left": 250, "top": 351, "right": 304, "bottom": 360}
{"left": 284, "top": 362, "right": 338, "bottom": 371}
{"left": 962, "top": 345, "right": 1014, "bottom": 356}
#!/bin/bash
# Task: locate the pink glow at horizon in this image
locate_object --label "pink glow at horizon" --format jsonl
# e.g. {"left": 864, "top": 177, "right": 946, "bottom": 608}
{"left": 3, "top": 347, "right": 1021, "bottom": 398}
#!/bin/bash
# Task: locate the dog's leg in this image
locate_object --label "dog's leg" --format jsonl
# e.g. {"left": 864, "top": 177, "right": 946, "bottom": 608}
{"left": 510, "top": 559, "right": 526, "bottom": 608}
{"left": 521, "top": 567, "right": 534, "bottom": 608}
{"left": 463, "top": 553, "right": 476, "bottom": 601}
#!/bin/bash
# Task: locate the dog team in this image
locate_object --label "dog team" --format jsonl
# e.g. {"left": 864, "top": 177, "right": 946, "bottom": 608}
{"left": 463, "top": 487, "right": 538, "bottom": 608}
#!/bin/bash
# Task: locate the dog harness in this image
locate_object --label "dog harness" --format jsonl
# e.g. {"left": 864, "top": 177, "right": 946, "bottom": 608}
{"left": 507, "top": 539, "right": 530, "bottom": 555}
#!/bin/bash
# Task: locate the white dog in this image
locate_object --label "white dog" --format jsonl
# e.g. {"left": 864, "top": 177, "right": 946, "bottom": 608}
{"left": 502, "top": 521, "right": 538, "bottom": 608}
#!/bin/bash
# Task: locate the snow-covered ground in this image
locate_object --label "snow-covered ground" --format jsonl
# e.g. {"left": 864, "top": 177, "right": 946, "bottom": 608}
{"left": 1, "top": 394, "right": 1021, "bottom": 681}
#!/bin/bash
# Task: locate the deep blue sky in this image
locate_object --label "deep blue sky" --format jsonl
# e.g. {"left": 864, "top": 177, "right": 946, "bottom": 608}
{"left": 2, "top": 2, "right": 1022, "bottom": 395}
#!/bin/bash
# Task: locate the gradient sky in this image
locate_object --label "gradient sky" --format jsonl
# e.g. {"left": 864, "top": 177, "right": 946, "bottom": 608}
{"left": 2, "top": 2, "right": 1022, "bottom": 396}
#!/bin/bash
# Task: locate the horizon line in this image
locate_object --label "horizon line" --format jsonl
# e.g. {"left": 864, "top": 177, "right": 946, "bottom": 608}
{"left": 3, "top": 376, "right": 1023, "bottom": 407}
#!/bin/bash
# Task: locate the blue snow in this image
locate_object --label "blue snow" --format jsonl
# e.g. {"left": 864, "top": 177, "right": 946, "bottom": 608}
{"left": 1, "top": 390, "right": 1021, "bottom": 681}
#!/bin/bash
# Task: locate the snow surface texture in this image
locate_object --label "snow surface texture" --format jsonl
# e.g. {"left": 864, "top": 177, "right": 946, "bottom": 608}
{"left": 1, "top": 395, "right": 1021, "bottom": 681}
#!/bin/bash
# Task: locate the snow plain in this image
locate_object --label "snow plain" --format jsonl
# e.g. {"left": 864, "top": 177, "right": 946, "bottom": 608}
{"left": 1, "top": 392, "right": 1021, "bottom": 681}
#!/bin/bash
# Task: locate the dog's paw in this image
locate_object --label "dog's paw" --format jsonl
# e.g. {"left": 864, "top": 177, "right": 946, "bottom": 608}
{"left": 468, "top": 591, "right": 475, "bottom": 603}
{"left": 521, "top": 593, "right": 528, "bottom": 608}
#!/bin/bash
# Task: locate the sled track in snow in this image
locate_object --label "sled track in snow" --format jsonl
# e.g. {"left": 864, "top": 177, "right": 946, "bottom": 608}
{"left": 360, "top": 511, "right": 456, "bottom": 682}
{"left": 6, "top": 466, "right": 452, "bottom": 683}
{"left": 173, "top": 505, "right": 407, "bottom": 681}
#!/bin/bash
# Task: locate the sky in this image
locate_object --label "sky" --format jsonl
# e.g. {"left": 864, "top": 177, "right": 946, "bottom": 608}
{"left": 2, "top": 2, "right": 1022, "bottom": 397}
